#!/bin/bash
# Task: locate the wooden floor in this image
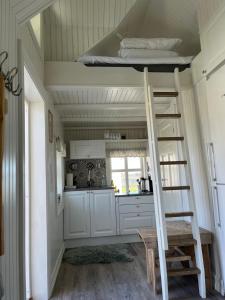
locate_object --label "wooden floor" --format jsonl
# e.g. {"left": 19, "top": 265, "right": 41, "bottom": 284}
{"left": 52, "top": 243, "right": 223, "bottom": 300}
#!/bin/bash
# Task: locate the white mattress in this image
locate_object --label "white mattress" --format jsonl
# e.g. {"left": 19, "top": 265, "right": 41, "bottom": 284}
{"left": 78, "top": 55, "right": 193, "bottom": 65}
{"left": 118, "top": 49, "right": 179, "bottom": 58}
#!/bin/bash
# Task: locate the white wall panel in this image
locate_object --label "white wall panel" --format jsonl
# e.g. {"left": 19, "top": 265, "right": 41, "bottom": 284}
{"left": 197, "top": 0, "right": 225, "bottom": 33}
{"left": 182, "top": 89, "right": 212, "bottom": 230}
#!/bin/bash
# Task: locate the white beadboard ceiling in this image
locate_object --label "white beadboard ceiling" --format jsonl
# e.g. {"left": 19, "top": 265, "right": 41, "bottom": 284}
{"left": 51, "top": 86, "right": 172, "bottom": 126}
{"left": 52, "top": 87, "right": 145, "bottom": 105}
{"left": 43, "top": 0, "right": 136, "bottom": 61}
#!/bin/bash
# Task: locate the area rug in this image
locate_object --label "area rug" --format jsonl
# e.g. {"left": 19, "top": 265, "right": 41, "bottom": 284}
{"left": 63, "top": 243, "right": 135, "bottom": 265}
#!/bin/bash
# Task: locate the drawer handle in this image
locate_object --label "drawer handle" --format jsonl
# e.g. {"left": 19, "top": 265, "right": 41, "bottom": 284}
{"left": 137, "top": 214, "right": 140, "bottom": 217}
{"left": 136, "top": 205, "right": 140, "bottom": 208}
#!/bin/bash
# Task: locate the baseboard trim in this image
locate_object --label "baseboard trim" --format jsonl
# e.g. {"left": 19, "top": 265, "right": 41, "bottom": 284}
{"left": 65, "top": 234, "right": 142, "bottom": 248}
{"left": 49, "top": 243, "right": 65, "bottom": 298}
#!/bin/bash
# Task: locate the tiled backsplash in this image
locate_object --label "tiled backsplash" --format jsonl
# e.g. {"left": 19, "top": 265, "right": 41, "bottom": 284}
{"left": 65, "top": 159, "right": 106, "bottom": 188}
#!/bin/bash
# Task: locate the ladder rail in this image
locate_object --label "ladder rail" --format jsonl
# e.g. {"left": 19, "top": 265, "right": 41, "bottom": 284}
{"left": 144, "top": 68, "right": 169, "bottom": 300}
{"left": 174, "top": 68, "right": 206, "bottom": 298}
{"left": 144, "top": 68, "right": 168, "bottom": 250}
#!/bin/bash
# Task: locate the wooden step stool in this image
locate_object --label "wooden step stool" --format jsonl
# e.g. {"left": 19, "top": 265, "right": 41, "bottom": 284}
{"left": 138, "top": 221, "right": 213, "bottom": 295}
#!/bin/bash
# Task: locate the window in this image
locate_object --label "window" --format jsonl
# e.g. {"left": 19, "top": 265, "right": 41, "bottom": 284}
{"left": 111, "top": 157, "right": 145, "bottom": 194}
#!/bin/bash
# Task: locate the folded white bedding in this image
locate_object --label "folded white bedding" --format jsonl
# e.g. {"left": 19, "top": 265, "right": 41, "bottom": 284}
{"left": 78, "top": 55, "right": 193, "bottom": 65}
{"left": 120, "top": 38, "right": 182, "bottom": 50}
{"left": 118, "top": 49, "right": 179, "bottom": 58}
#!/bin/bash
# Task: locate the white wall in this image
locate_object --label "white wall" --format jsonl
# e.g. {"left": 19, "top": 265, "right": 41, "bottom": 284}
{"left": 197, "top": 0, "right": 225, "bottom": 33}
{"left": 182, "top": 89, "right": 212, "bottom": 230}
{"left": 0, "top": 2, "right": 59, "bottom": 299}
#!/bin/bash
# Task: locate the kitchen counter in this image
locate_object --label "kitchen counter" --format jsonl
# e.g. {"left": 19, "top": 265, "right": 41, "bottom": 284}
{"left": 64, "top": 186, "right": 114, "bottom": 192}
{"left": 116, "top": 192, "right": 153, "bottom": 197}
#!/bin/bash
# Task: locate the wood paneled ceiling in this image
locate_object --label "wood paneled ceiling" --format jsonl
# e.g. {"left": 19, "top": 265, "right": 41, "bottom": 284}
{"left": 43, "top": 0, "right": 136, "bottom": 61}
{"left": 51, "top": 86, "right": 172, "bottom": 126}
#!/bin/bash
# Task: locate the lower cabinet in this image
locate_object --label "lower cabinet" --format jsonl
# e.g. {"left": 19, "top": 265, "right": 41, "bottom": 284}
{"left": 64, "top": 191, "right": 90, "bottom": 239}
{"left": 64, "top": 191, "right": 155, "bottom": 240}
{"left": 119, "top": 212, "right": 155, "bottom": 235}
{"left": 64, "top": 189, "right": 116, "bottom": 239}
{"left": 117, "top": 195, "right": 155, "bottom": 235}
{"left": 90, "top": 190, "right": 116, "bottom": 237}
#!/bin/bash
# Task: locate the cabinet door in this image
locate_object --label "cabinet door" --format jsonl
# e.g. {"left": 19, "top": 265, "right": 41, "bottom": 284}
{"left": 90, "top": 190, "right": 116, "bottom": 237}
{"left": 119, "top": 212, "right": 154, "bottom": 235}
{"left": 88, "top": 140, "right": 106, "bottom": 158}
{"left": 70, "top": 140, "right": 106, "bottom": 159}
{"left": 207, "top": 64, "right": 225, "bottom": 183}
{"left": 64, "top": 192, "right": 90, "bottom": 239}
{"left": 70, "top": 141, "right": 90, "bottom": 159}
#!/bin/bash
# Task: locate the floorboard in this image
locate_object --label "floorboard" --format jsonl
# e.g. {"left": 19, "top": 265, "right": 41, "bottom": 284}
{"left": 51, "top": 243, "right": 223, "bottom": 300}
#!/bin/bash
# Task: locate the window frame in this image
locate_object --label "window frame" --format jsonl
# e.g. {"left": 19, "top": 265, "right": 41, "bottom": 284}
{"left": 111, "top": 157, "right": 146, "bottom": 194}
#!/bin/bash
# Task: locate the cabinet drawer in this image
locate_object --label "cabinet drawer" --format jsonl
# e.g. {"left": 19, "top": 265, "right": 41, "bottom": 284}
{"left": 118, "top": 195, "right": 154, "bottom": 205}
{"left": 119, "top": 203, "right": 154, "bottom": 214}
{"left": 119, "top": 212, "right": 155, "bottom": 235}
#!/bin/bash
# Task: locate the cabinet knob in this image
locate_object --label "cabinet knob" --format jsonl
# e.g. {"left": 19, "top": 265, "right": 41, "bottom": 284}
{"left": 202, "top": 70, "right": 207, "bottom": 74}
{"left": 137, "top": 214, "right": 140, "bottom": 217}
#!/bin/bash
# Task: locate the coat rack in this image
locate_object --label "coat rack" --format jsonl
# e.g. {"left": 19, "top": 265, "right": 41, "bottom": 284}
{"left": 0, "top": 51, "right": 22, "bottom": 97}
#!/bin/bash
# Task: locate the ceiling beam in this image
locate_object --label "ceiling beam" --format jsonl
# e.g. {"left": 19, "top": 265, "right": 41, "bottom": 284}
{"left": 61, "top": 116, "right": 146, "bottom": 123}
{"left": 55, "top": 103, "right": 145, "bottom": 111}
{"left": 45, "top": 62, "right": 143, "bottom": 89}
{"left": 45, "top": 62, "right": 186, "bottom": 90}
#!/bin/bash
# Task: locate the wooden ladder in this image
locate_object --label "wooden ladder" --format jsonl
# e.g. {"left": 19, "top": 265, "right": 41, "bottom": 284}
{"left": 144, "top": 68, "right": 206, "bottom": 300}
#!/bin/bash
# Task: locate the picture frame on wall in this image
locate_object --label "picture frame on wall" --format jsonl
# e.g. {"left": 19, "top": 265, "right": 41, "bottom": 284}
{"left": 48, "top": 110, "right": 53, "bottom": 143}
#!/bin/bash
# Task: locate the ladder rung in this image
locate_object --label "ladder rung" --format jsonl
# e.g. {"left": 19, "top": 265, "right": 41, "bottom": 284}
{"left": 153, "top": 91, "right": 178, "bottom": 97}
{"left": 163, "top": 186, "right": 190, "bottom": 191}
{"left": 158, "top": 137, "right": 184, "bottom": 141}
{"left": 168, "top": 239, "right": 197, "bottom": 247}
{"left": 156, "top": 255, "right": 192, "bottom": 263}
{"left": 168, "top": 267, "right": 200, "bottom": 277}
{"left": 155, "top": 113, "right": 181, "bottom": 119}
{"left": 165, "top": 211, "right": 194, "bottom": 218}
{"left": 160, "top": 160, "right": 187, "bottom": 166}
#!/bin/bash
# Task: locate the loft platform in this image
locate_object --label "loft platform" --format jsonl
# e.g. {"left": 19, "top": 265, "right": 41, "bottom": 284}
{"left": 78, "top": 55, "right": 192, "bottom": 73}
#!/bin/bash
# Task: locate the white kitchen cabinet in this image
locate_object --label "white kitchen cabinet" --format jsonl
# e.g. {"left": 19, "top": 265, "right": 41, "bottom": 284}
{"left": 117, "top": 195, "right": 155, "bottom": 235}
{"left": 70, "top": 140, "right": 106, "bottom": 159}
{"left": 64, "top": 189, "right": 116, "bottom": 239}
{"left": 201, "top": 4, "right": 225, "bottom": 74}
{"left": 90, "top": 190, "right": 116, "bottom": 237}
{"left": 64, "top": 191, "right": 90, "bottom": 239}
{"left": 119, "top": 212, "right": 154, "bottom": 235}
{"left": 207, "top": 64, "right": 225, "bottom": 183}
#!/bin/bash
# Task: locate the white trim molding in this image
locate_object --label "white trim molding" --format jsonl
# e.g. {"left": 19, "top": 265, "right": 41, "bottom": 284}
{"left": 49, "top": 243, "right": 65, "bottom": 298}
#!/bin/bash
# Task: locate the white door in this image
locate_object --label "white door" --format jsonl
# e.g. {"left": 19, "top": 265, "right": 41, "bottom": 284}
{"left": 207, "top": 64, "right": 225, "bottom": 183}
{"left": 64, "top": 191, "right": 90, "bottom": 239}
{"left": 90, "top": 190, "right": 116, "bottom": 237}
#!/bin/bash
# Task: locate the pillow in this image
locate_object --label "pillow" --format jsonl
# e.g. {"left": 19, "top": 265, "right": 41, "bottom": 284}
{"left": 118, "top": 49, "right": 179, "bottom": 58}
{"left": 120, "top": 38, "right": 182, "bottom": 50}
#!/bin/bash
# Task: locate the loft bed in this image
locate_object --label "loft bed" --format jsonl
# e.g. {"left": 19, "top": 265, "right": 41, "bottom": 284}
{"left": 77, "top": 55, "right": 192, "bottom": 73}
